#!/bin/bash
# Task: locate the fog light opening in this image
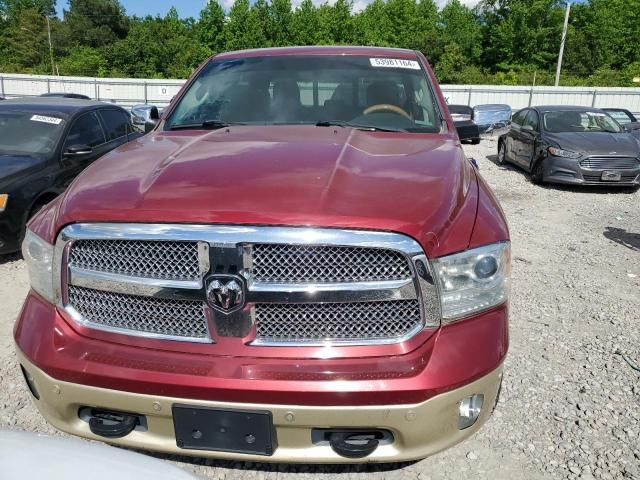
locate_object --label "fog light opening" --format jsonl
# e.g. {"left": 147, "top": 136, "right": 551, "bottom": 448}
{"left": 458, "top": 394, "right": 484, "bottom": 430}
{"left": 20, "top": 365, "right": 40, "bottom": 400}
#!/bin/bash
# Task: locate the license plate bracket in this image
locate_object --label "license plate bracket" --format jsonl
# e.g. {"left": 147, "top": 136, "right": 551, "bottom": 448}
{"left": 601, "top": 170, "right": 622, "bottom": 181}
{"left": 172, "top": 405, "right": 275, "bottom": 455}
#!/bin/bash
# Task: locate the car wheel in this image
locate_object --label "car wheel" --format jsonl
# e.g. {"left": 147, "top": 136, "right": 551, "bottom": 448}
{"left": 531, "top": 158, "right": 545, "bottom": 185}
{"left": 471, "top": 138, "right": 480, "bottom": 145}
{"left": 497, "top": 142, "right": 507, "bottom": 165}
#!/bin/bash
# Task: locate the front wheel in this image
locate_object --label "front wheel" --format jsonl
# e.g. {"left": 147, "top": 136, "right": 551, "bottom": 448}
{"left": 497, "top": 142, "right": 507, "bottom": 165}
{"left": 531, "top": 159, "right": 545, "bottom": 185}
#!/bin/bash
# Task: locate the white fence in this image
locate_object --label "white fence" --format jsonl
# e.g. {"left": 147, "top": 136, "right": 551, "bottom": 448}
{"left": 0, "top": 73, "right": 184, "bottom": 108}
{"left": 1, "top": 72, "right": 639, "bottom": 114}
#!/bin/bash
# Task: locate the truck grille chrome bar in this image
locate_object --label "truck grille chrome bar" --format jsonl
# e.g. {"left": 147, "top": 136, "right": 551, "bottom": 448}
{"left": 56, "top": 224, "right": 440, "bottom": 345}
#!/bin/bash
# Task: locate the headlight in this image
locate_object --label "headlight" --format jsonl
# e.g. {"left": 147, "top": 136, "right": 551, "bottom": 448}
{"left": 0, "top": 194, "right": 8, "bottom": 212}
{"left": 22, "top": 229, "right": 55, "bottom": 302}
{"left": 432, "top": 242, "right": 510, "bottom": 321}
{"left": 548, "top": 147, "right": 581, "bottom": 159}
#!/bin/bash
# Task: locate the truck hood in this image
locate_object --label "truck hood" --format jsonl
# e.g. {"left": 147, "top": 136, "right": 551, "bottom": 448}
{"left": 544, "top": 131, "right": 640, "bottom": 157}
{"left": 58, "top": 126, "right": 479, "bottom": 256}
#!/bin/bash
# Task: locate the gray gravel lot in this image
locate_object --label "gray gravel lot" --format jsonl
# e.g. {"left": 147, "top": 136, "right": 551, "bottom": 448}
{"left": 1, "top": 137, "right": 638, "bottom": 479}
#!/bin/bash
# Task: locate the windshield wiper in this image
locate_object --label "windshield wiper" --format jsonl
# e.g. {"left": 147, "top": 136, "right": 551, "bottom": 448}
{"left": 169, "top": 120, "right": 247, "bottom": 130}
{"left": 315, "top": 120, "right": 406, "bottom": 133}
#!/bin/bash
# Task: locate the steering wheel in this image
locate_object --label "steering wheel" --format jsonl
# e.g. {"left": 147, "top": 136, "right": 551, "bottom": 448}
{"left": 363, "top": 104, "right": 411, "bottom": 119}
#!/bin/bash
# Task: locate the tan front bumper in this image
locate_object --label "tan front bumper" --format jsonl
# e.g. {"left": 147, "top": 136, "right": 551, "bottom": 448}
{"left": 18, "top": 351, "right": 503, "bottom": 463}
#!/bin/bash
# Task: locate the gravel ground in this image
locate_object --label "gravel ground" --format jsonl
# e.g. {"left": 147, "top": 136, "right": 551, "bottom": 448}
{"left": 1, "top": 137, "right": 639, "bottom": 479}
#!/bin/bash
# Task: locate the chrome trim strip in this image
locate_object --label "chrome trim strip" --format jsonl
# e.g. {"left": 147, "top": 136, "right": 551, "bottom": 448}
{"left": 248, "top": 279, "right": 417, "bottom": 304}
{"left": 63, "top": 304, "right": 213, "bottom": 344}
{"left": 60, "top": 223, "right": 424, "bottom": 255}
{"left": 412, "top": 254, "right": 441, "bottom": 328}
{"left": 250, "top": 323, "right": 434, "bottom": 347}
{"left": 68, "top": 266, "right": 202, "bottom": 299}
{"left": 249, "top": 279, "right": 412, "bottom": 292}
{"left": 67, "top": 268, "right": 416, "bottom": 304}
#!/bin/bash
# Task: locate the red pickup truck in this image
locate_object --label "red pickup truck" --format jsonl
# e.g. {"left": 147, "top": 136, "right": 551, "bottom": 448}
{"left": 15, "top": 46, "right": 510, "bottom": 463}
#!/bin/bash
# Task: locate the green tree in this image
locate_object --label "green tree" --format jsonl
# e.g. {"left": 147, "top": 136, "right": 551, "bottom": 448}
{"left": 270, "top": 0, "right": 293, "bottom": 46}
{"left": 478, "top": 0, "right": 564, "bottom": 72}
{"left": 434, "top": 42, "right": 467, "bottom": 83}
{"left": 316, "top": 0, "right": 353, "bottom": 44}
{"left": 63, "top": 0, "right": 128, "bottom": 48}
{"left": 414, "top": 0, "right": 439, "bottom": 60}
{"left": 0, "top": 0, "right": 55, "bottom": 19}
{"left": 580, "top": 0, "right": 640, "bottom": 71}
{"left": 0, "top": 7, "right": 50, "bottom": 73}
{"left": 354, "top": 0, "right": 395, "bottom": 47}
{"left": 197, "top": 0, "right": 225, "bottom": 54}
{"left": 290, "top": 0, "right": 319, "bottom": 45}
{"left": 438, "top": 0, "right": 481, "bottom": 63}
{"left": 223, "top": 0, "right": 267, "bottom": 51}
{"left": 105, "top": 9, "right": 208, "bottom": 78}
{"left": 58, "top": 45, "right": 107, "bottom": 76}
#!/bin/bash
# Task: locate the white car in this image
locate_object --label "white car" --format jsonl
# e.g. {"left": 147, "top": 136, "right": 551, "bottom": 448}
{"left": 0, "top": 430, "right": 197, "bottom": 479}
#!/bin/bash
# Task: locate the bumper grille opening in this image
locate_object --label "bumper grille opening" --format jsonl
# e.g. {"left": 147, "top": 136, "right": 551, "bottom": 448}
{"left": 69, "top": 239, "right": 200, "bottom": 281}
{"left": 67, "top": 286, "right": 209, "bottom": 340}
{"left": 254, "top": 299, "right": 422, "bottom": 344}
{"left": 251, "top": 244, "right": 412, "bottom": 283}
{"left": 579, "top": 157, "right": 640, "bottom": 170}
{"left": 582, "top": 173, "right": 638, "bottom": 183}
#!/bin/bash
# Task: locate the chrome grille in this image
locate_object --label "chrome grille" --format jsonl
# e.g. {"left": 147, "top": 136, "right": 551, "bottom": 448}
{"left": 67, "top": 285, "right": 209, "bottom": 340}
{"left": 580, "top": 157, "right": 640, "bottom": 170}
{"left": 251, "top": 244, "right": 412, "bottom": 283}
{"left": 58, "top": 224, "right": 438, "bottom": 346}
{"left": 69, "top": 239, "right": 200, "bottom": 281}
{"left": 583, "top": 173, "right": 638, "bottom": 183}
{"left": 254, "top": 300, "right": 422, "bottom": 343}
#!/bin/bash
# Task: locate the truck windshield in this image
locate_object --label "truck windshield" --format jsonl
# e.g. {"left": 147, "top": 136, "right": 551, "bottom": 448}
{"left": 0, "top": 110, "right": 64, "bottom": 155}
{"left": 166, "top": 55, "right": 441, "bottom": 133}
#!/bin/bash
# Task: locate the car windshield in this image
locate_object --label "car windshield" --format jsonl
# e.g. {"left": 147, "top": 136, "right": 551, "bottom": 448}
{"left": 604, "top": 110, "right": 634, "bottom": 125}
{"left": 0, "top": 110, "right": 64, "bottom": 155}
{"left": 166, "top": 55, "right": 441, "bottom": 133}
{"left": 543, "top": 110, "right": 621, "bottom": 133}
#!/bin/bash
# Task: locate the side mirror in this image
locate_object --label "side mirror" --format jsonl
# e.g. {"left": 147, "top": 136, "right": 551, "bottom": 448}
{"left": 144, "top": 106, "right": 160, "bottom": 133}
{"left": 521, "top": 124, "right": 534, "bottom": 132}
{"left": 64, "top": 144, "right": 93, "bottom": 156}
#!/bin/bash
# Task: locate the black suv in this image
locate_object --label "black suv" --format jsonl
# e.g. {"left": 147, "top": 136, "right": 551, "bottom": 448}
{"left": 0, "top": 98, "right": 142, "bottom": 254}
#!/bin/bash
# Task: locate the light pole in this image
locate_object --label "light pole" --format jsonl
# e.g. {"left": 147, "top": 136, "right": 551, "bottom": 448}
{"left": 46, "top": 16, "right": 55, "bottom": 75}
{"left": 554, "top": 1, "right": 571, "bottom": 87}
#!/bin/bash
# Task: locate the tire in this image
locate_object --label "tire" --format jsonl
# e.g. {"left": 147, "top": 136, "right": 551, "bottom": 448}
{"left": 471, "top": 138, "right": 480, "bottom": 145}
{"left": 531, "top": 158, "right": 545, "bottom": 185}
{"left": 497, "top": 142, "right": 507, "bottom": 165}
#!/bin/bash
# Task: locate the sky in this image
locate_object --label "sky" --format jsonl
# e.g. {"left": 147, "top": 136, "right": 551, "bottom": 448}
{"left": 55, "top": 0, "right": 482, "bottom": 18}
